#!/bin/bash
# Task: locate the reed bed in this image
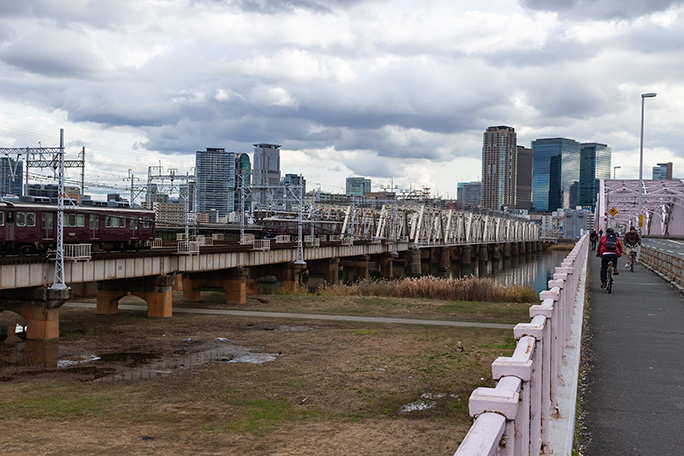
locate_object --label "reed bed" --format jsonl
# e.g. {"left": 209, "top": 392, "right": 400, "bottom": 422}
{"left": 281, "top": 276, "right": 537, "bottom": 303}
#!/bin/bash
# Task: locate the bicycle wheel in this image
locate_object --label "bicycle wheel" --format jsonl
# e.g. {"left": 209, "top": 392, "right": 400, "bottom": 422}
{"left": 630, "top": 256, "right": 634, "bottom": 272}
{"left": 607, "top": 267, "right": 613, "bottom": 293}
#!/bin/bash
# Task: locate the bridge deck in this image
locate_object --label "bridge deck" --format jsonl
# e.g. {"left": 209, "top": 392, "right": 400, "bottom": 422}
{"left": 581, "top": 245, "right": 684, "bottom": 454}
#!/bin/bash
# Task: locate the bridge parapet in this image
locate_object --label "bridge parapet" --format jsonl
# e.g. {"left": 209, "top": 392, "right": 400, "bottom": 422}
{"left": 454, "top": 233, "right": 588, "bottom": 456}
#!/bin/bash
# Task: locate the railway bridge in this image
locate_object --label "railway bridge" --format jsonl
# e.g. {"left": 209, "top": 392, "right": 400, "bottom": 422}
{"left": 0, "top": 205, "right": 545, "bottom": 339}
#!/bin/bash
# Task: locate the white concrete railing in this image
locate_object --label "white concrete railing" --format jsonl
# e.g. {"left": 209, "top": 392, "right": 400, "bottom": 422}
{"left": 148, "top": 238, "right": 164, "bottom": 249}
{"left": 177, "top": 241, "right": 200, "bottom": 254}
{"left": 455, "top": 233, "right": 588, "bottom": 456}
{"left": 252, "top": 239, "right": 271, "bottom": 251}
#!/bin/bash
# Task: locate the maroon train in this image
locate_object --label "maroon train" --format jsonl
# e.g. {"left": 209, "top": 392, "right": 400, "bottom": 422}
{"left": 0, "top": 197, "right": 155, "bottom": 256}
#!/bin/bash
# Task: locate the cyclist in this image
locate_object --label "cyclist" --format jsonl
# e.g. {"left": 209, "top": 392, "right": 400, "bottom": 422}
{"left": 623, "top": 226, "right": 641, "bottom": 268}
{"left": 597, "top": 227, "right": 623, "bottom": 288}
{"left": 590, "top": 229, "right": 598, "bottom": 251}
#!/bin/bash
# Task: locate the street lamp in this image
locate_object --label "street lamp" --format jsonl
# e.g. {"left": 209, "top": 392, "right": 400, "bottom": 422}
{"left": 638, "top": 92, "right": 657, "bottom": 229}
{"left": 613, "top": 166, "right": 621, "bottom": 180}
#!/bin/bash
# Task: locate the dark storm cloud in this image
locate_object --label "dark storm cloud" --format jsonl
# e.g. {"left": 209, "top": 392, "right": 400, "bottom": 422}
{"left": 519, "top": 0, "right": 684, "bottom": 19}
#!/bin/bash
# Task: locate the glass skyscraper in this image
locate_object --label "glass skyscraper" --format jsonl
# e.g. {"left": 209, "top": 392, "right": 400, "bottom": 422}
{"left": 0, "top": 157, "right": 23, "bottom": 197}
{"left": 579, "top": 143, "right": 611, "bottom": 210}
{"left": 531, "top": 138, "right": 581, "bottom": 212}
{"left": 195, "top": 148, "right": 235, "bottom": 217}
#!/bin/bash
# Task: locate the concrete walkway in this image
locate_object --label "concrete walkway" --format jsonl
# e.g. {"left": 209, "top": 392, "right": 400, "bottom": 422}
{"left": 582, "top": 254, "right": 684, "bottom": 455}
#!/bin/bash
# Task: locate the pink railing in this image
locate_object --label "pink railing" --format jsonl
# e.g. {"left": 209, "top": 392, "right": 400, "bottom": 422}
{"left": 454, "top": 233, "right": 589, "bottom": 456}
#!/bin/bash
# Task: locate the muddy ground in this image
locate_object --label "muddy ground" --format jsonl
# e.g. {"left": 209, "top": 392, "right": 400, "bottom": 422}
{"left": 0, "top": 294, "right": 526, "bottom": 456}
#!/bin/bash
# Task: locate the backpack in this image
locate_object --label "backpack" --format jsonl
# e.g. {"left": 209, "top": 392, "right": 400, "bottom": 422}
{"left": 604, "top": 232, "right": 618, "bottom": 251}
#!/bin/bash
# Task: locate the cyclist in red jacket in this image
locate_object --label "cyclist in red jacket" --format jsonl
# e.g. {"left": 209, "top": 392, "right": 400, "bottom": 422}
{"left": 597, "top": 227, "right": 623, "bottom": 288}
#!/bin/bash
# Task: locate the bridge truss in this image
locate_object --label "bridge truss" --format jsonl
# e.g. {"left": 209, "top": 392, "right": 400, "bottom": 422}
{"left": 596, "top": 179, "right": 684, "bottom": 236}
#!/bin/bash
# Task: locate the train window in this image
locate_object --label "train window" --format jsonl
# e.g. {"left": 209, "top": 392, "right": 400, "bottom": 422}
{"left": 105, "top": 216, "right": 111, "bottom": 228}
{"left": 130, "top": 218, "right": 138, "bottom": 230}
{"left": 119, "top": 217, "right": 126, "bottom": 228}
{"left": 26, "top": 212, "right": 36, "bottom": 226}
{"left": 16, "top": 212, "right": 26, "bottom": 227}
{"left": 142, "top": 218, "right": 151, "bottom": 228}
{"left": 112, "top": 217, "right": 121, "bottom": 228}
{"left": 67, "top": 214, "right": 77, "bottom": 227}
{"left": 42, "top": 213, "right": 54, "bottom": 229}
{"left": 0, "top": 212, "right": 4, "bottom": 226}
{"left": 89, "top": 215, "right": 99, "bottom": 230}
{"left": 76, "top": 214, "right": 84, "bottom": 227}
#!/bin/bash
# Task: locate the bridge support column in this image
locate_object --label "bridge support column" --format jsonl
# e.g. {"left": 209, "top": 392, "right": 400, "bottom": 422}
{"left": 0, "top": 286, "right": 72, "bottom": 340}
{"left": 461, "top": 246, "right": 472, "bottom": 265}
{"left": 180, "top": 269, "right": 247, "bottom": 304}
{"left": 224, "top": 269, "right": 247, "bottom": 305}
{"left": 378, "top": 254, "right": 394, "bottom": 278}
{"left": 439, "top": 247, "right": 451, "bottom": 271}
{"left": 341, "top": 256, "right": 370, "bottom": 282}
{"left": 503, "top": 243, "right": 511, "bottom": 258}
{"left": 493, "top": 244, "right": 502, "bottom": 260}
{"left": 479, "top": 244, "right": 489, "bottom": 261}
{"left": 409, "top": 248, "right": 422, "bottom": 275}
{"left": 519, "top": 242, "right": 526, "bottom": 254}
{"left": 96, "top": 274, "right": 176, "bottom": 318}
{"left": 512, "top": 242, "right": 519, "bottom": 256}
{"left": 323, "top": 258, "right": 340, "bottom": 284}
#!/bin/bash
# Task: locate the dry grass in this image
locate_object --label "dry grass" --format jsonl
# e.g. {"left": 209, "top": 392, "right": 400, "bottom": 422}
{"left": 284, "top": 276, "right": 537, "bottom": 303}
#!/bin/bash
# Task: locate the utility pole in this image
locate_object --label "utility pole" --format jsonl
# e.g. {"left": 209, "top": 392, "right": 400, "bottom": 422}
{"left": 52, "top": 129, "right": 67, "bottom": 290}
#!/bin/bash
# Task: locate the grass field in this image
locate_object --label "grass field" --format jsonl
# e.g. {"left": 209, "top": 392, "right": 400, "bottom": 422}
{"left": 0, "top": 290, "right": 534, "bottom": 456}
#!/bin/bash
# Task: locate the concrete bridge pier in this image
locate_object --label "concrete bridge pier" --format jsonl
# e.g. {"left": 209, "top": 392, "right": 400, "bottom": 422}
{"left": 512, "top": 242, "right": 519, "bottom": 256}
{"left": 519, "top": 242, "right": 526, "bottom": 255}
{"left": 409, "top": 248, "right": 422, "bottom": 275}
{"left": 503, "top": 243, "right": 511, "bottom": 258}
{"left": 461, "top": 246, "right": 472, "bottom": 265}
{"left": 341, "top": 255, "right": 370, "bottom": 282}
{"left": 493, "top": 244, "right": 502, "bottom": 260}
{"left": 182, "top": 268, "right": 249, "bottom": 304}
{"left": 0, "top": 286, "right": 72, "bottom": 340}
{"left": 438, "top": 247, "right": 451, "bottom": 272}
{"left": 479, "top": 244, "right": 489, "bottom": 262}
{"left": 97, "top": 274, "right": 177, "bottom": 317}
{"left": 376, "top": 254, "right": 394, "bottom": 278}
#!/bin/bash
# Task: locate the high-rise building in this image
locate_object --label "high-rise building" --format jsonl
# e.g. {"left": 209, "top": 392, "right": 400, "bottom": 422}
{"left": 652, "top": 162, "right": 673, "bottom": 180}
{"left": 252, "top": 144, "right": 281, "bottom": 207}
{"left": 0, "top": 157, "right": 23, "bottom": 197}
{"left": 195, "top": 148, "right": 235, "bottom": 217}
{"left": 482, "top": 126, "right": 517, "bottom": 210}
{"left": 531, "top": 138, "right": 581, "bottom": 212}
{"left": 579, "top": 143, "right": 611, "bottom": 210}
{"left": 233, "top": 153, "right": 251, "bottom": 212}
{"left": 346, "top": 177, "right": 371, "bottom": 196}
{"left": 516, "top": 145, "right": 532, "bottom": 210}
{"left": 456, "top": 181, "right": 482, "bottom": 207}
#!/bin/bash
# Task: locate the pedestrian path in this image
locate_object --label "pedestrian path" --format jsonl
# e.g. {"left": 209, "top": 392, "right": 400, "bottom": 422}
{"left": 581, "top": 254, "right": 684, "bottom": 455}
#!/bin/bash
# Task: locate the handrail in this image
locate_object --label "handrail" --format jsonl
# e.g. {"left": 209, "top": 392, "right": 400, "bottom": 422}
{"left": 454, "top": 233, "right": 589, "bottom": 456}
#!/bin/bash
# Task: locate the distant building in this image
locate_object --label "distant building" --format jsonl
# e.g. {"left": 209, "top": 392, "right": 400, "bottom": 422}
{"left": 579, "top": 143, "right": 611, "bottom": 211}
{"left": 532, "top": 137, "right": 581, "bottom": 212}
{"left": 282, "top": 174, "right": 306, "bottom": 211}
{"left": 26, "top": 184, "right": 81, "bottom": 203}
{"left": 0, "top": 157, "right": 23, "bottom": 197}
{"left": 153, "top": 201, "right": 186, "bottom": 226}
{"left": 195, "top": 148, "right": 234, "bottom": 217}
{"left": 516, "top": 145, "right": 532, "bottom": 210}
{"left": 252, "top": 144, "right": 281, "bottom": 207}
{"left": 652, "top": 162, "right": 673, "bottom": 180}
{"left": 456, "top": 181, "right": 482, "bottom": 207}
{"left": 482, "top": 126, "right": 517, "bottom": 210}
{"left": 563, "top": 208, "right": 589, "bottom": 238}
{"left": 346, "top": 177, "right": 371, "bottom": 196}
{"left": 234, "top": 152, "right": 251, "bottom": 212}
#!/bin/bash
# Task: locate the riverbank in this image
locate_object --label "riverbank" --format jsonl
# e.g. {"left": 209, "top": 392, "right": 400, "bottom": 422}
{"left": 0, "top": 294, "right": 528, "bottom": 456}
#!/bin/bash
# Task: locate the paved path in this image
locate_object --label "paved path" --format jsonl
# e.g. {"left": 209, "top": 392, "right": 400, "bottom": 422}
{"left": 64, "top": 302, "right": 515, "bottom": 330}
{"left": 582, "top": 253, "right": 684, "bottom": 455}
{"left": 642, "top": 237, "right": 684, "bottom": 259}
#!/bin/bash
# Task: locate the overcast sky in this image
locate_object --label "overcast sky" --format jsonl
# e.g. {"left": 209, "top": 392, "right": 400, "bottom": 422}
{"left": 1, "top": 0, "right": 683, "bottom": 200}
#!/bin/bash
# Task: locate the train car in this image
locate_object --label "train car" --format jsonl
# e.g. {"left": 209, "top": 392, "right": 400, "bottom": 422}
{"left": 0, "top": 197, "right": 156, "bottom": 256}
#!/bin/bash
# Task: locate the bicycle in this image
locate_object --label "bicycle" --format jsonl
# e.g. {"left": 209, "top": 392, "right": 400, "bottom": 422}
{"left": 625, "top": 244, "right": 638, "bottom": 272}
{"left": 606, "top": 259, "right": 614, "bottom": 293}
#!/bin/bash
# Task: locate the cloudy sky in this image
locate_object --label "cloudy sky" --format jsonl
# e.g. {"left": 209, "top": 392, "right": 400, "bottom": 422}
{"left": 1, "top": 0, "right": 683, "bottom": 200}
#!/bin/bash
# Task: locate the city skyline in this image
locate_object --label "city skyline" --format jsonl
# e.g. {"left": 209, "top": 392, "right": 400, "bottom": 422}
{"left": 1, "top": 1, "right": 683, "bottom": 198}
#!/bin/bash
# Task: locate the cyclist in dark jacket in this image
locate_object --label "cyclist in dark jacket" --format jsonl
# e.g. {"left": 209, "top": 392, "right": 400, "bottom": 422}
{"left": 597, "top": 227, "right": 623, "bottom": 288}
{"left": 624, "top": 226, "right": 641, "bottom": 246}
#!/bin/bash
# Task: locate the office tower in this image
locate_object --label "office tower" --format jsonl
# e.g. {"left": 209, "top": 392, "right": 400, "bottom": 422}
{"left": 252, "top": 144, "right": 281, "bottom": 207}
{"left": 345, "top": 177, "right": 371, "bottom": 196}
{"left": 481, "top": 126, "right": 517, "bottom": 210}
{"left": 456, "top": 181, "right": 482, "bottom": 207}
{"left": 516, "top": 145, "right": 532, "bottom": 210}
{"left": 234, "top": 153, "right": 251, "bottom": 212}
{"left": 579, "top": 143, "right": 611, "bottom": 210}
{"left": 652, "top": 162, "right": 673, "bottom": 180}
{"left": 195, "top": 148, "right": 234, "bottom": 217}
{"left": 0, "top": 157, "right": 23, "bottom": 197}
{"left": 531, "top": 138, "right": 581, "bottom": 212}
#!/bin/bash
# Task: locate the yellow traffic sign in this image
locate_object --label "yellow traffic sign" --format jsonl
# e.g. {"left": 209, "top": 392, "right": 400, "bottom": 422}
{"left": 608, "top": 207, "right": 618, "bottom": 217}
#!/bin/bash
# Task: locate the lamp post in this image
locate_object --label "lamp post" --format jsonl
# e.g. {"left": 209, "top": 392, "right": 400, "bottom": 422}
{"left": 638, "top": 92, "right": 657, "bottom": 229}
{"left": 613, "top": 166, "right": 621, "bottom": 180}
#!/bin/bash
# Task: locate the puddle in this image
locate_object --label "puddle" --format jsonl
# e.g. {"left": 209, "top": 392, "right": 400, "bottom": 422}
{"left": 400, "top": 393, "right": 458, "bottom": 414}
